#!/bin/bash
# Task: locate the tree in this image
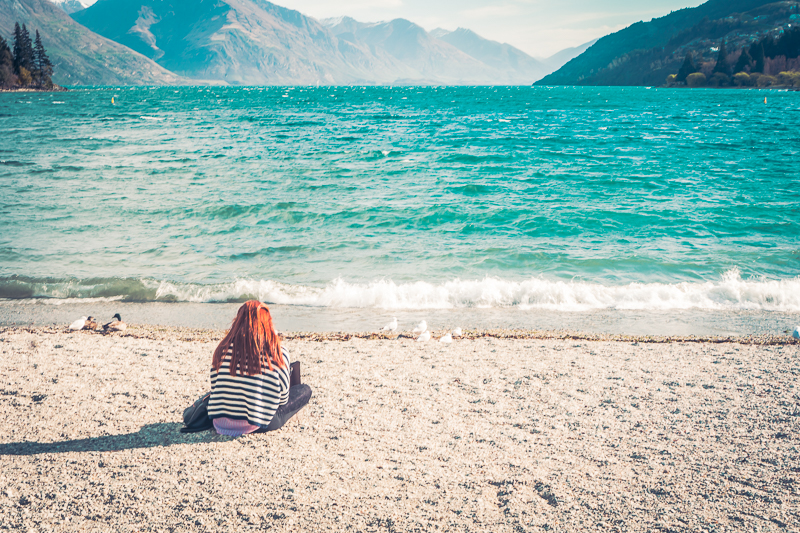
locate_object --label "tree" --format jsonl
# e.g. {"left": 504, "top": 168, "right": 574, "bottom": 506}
{"left": 712, "top": 42, "right": 730, "bottom": 76}
{"left": 750, "top": 41, "right": 765, "bottom": 73}
{"left": 32, "top": 30, "right": 52, "bottom": 88}
{"left": 0, "top": 36, "right": 17, "bottom": 87}
{"left": 13, "top": 23, "right": 35, "bottom": 84}
{"left": 733, "top": 47, "right": 752, "bottom": 74}
{"left": 676, "top": 52, "right": 698, "bottom": 82}
{"left": 732, "top": 72, "right": 751, "bottom": 86}
{"left": 686, "top": 72, "right": 706, "bottom": 87}
{"left": 12, "top": 22, "right": 23, "bottom": 75}
{"left": 709, "top": 72, "right": 729, "bottom": 87}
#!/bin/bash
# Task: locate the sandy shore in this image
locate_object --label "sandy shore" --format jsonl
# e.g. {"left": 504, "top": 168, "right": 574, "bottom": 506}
{"left": 1, "top": 326, "right": 798, "bottom": 532}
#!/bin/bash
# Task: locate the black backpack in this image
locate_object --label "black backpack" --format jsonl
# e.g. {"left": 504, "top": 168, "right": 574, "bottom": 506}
{"left": 180, "top": 392, "right": 213, "bottom": 433}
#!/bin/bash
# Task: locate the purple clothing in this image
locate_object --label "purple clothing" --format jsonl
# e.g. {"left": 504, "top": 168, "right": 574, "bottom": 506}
{"left": 213, "top": 417, "right": 260, "bottom": 437}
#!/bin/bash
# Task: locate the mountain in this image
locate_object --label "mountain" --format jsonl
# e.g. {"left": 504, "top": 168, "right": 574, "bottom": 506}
{"left": 322, "top": 17, "right": 502, "bottom": 84}
{"left": 537, "top": 0, "right": 796, "bottom": 86}
{"left": 50, "top": 0, "right": 95, "bottom": 14}
{"left": 427, "top": 27, "right": 549, "bottom": 83}
{"left": 538, "top": 39, "right": 598, "bottom": 71}
{"left": 74, "top": 0, "right": 412, "bottom": 84}
{"left": 73, "top": 0, "right": 541, "bottom": 85}
{"left": 0, "top": 0, "right": 185, "bottom": 85}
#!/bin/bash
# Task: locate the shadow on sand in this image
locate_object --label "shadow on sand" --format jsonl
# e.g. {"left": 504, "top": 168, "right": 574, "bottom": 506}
{"left": 0, "top": 423, "right": 229, "bottom": 456}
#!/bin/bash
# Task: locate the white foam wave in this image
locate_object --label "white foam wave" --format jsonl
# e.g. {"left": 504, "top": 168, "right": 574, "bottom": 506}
{"left": 151, "top": 270, "right": 800, "bottom": 312}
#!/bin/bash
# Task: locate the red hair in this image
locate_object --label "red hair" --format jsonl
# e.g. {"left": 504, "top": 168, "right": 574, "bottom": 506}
{"left": 212, "top": 301, "right": 284, "bottom": 376}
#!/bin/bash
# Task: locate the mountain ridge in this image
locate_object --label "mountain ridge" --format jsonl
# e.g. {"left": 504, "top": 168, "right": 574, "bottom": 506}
{"left": 537, "top": 0, "right": 796, "bottom": 86}
{"left": 0, "top": 0, "right": 185, "bottom": 85}
{"left": 74, "top": 0, "right": 547, "bottom": 85}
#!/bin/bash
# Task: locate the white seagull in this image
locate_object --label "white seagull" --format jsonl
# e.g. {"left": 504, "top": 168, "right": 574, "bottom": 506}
{"left": 452, "top": 327, "right": 463, "bottom": 337}
{"left": 382, "top": 317, "right": 398, "bottom": 332}
{"left": 69, "top": 317, "right": 87, "bottom": 331}
{"left": 439, "top": 333, "right": 453, "bottom": 343}
{"left": 412, "top": 320, "right": 427, "bottom": 334}
{"left": 416, "top": 331, "right": 431, "bottom": 342}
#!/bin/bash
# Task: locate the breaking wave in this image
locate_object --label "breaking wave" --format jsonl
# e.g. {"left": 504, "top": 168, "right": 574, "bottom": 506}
{"left": 1, "top": 270, "right": 799, "bottom": 312}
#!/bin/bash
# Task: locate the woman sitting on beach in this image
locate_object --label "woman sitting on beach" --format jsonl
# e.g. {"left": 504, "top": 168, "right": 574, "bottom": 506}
{"left": 208, "top": 300, "right": 311, "bottom": 436}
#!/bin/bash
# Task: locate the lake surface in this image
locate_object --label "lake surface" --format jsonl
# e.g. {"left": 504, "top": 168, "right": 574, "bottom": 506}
{"left": 1, "top": 86, "right": 798, "bottom": 333}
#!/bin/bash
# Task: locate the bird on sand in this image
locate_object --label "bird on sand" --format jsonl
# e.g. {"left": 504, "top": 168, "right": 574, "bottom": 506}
{"left": 69, "top": 317, "right": 87, "bottom": 331}
{"left": 452, "top": 327, "right": 462, "bottom": 337}
{"left": 416, "top": 331, "right": 431, "bottom": 342}
{"left": 439, "top": 333, "right": 453, "bottom": 343}
{"left": 412, "top": 320, "right": 427, "bottom": 334}
{"left": 103, "top": 313, "right": 127, "bottom": 332}
{"left": 83, "top": 317, "right": 98, "bottom": 331}
{"left": 382, "top": 317, "right": 398, "bottom": 332}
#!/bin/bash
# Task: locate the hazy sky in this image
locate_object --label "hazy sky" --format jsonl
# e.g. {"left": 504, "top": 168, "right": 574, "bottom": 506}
{"left": 274, "top": 0, "right": 706, "bottom": 57}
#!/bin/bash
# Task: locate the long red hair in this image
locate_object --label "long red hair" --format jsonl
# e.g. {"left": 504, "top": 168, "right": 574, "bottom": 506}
{"left": 212, "top": 301, "right": 284, "bottom": 376}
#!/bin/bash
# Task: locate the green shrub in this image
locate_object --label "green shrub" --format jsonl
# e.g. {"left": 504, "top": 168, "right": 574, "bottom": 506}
{"left": 757, "top": 75, "right": 777, "bottom": 87}
{"left": 733, "top": 72, "right": 752, "bottom": 86}
{"left": 665, "top": 74, "right": 677, "bottom": 86}
{"left": 18, "top": 66, "right": 32, "bottom": 86}
{"left": 686, "top": 72, "right": 707, "bottom": 87}
{"left": 777, "top": 71, "right": 800, "bottom": 87}
{"left": 709, "top": 72, "right": 730, "bottom": 87}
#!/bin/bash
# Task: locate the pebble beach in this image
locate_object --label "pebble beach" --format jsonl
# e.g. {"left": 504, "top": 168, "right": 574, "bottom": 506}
{"left": 1, "top": 326, "right": 798, "bottom": 532}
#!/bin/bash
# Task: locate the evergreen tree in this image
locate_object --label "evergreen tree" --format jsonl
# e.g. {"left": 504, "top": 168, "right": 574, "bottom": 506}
{"left": 750, "top": 41, "right": 765, "bottom": 73}
{"left": 12, "top": 22, "right": 23, "bottom": 75}
{"left": 676, "top": 52, "right": 698, "bottom": 82}
{"left": 733, "top": 47, "right": 752, "bottom": 74}
{"left": 712, "top": 42, "right": 730, "bottom": 76}
{"left": 0, "top": 36, "right": 17, "bottom": 88}
{"left": 33, "top": 30, "right": 52, "bottom": 88}
{"left": 13, "top": 23, "right": 35, "bottom": 83}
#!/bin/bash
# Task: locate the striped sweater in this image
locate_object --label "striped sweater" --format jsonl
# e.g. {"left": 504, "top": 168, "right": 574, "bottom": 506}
{"left": 208, "top": 345, "right": 291, "bottom": 427}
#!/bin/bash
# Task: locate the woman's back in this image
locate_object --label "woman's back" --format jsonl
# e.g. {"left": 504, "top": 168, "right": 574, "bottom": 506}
{"left": 208, "top": 343, "right": 291, "bottom": 427}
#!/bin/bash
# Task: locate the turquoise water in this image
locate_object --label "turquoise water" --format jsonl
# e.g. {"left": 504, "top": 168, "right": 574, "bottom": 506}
{"left": 1, "top": 86, "right": 799, "bottom": 323}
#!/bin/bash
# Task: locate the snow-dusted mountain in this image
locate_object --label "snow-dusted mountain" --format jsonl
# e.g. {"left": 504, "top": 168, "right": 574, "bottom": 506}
{"left": 73, "top": 0, "right": 546, "bottom": 85}
{"left": 50, "top": 0, "right": 96, "bottom": 14}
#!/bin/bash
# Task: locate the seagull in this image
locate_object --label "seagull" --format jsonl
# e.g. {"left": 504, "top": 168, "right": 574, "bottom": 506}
{"left": 69, "top": 316, "right": 87, "bottom": 331}
{"left": 82, "top": 317, "right": 98, "bottom": 331}
{"left": 412, "top": 320, "right": 427, "bottom": 334}
{"left": 452, "top": 327, "right": 462, "bottom": 337}
{"left": 439, "top": 333, "right": 453, "bottom": 343}
{"left": 103, "top": 313, "right": 127, "bottom": 332}
{"left": 382, "top": 317, "right": 398, "bottom": 332}
{"left": 416, "top": 331, "right": 431, "bottom": 342}
{"left": 793, "top": 326, "right": 800, "bottom": 339}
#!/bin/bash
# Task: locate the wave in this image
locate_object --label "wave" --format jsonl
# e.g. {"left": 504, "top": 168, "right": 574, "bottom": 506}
{"left": 1, "top": 270, "right": 798, "bottom": 311}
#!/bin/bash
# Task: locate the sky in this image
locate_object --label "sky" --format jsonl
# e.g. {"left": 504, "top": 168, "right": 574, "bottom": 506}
{"left": 273, "top": 0, "right": 706, "bottom": 57}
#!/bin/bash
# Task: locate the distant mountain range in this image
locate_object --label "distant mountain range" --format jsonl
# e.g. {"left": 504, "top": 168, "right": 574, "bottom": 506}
{"left": 50, "top": 0, "right": 94, "bottom": 14}
{"left": 2, "top": 0, "right": 625, "bottom": 86}
{"left": 537, "top": 0, "right": 799, "bottom": 86}
{"left": 0, "top": 0, "right": 184, "bottom": 85}
{"left": 69, "top": 0, "right": 554, "bottom": 85}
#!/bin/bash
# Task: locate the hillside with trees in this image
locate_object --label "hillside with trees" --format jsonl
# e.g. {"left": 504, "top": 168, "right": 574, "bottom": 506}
{"left": 536, "top": 0, "right": 800, "bottom": 86}
{"left": 666, "top": 26, "right": 800, "bottom": 87}
{"left": 0, "top": 22, "right": 57, "bottom": 90}
{"left": 0, "top": 0, "right": 185, "bottom": 86}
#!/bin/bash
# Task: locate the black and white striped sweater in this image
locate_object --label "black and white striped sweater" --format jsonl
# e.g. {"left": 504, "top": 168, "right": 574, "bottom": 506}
{"left": 208, "top": 345, "right": 291, "bottom": 427}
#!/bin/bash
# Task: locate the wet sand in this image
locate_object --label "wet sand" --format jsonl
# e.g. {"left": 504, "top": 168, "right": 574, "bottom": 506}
{"left": 0, "top": 326, "right": 798, "bottom": 532}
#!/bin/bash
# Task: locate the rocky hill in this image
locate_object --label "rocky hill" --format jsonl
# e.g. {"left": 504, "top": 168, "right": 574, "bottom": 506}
{"left": 427, "top": 27, "right": 548, "bottom": 83}
{"left": 536, "top": 0, "right": 798, "bottom": 86}
{"left": 74, "top": 0, "right": 543, "bottom": 85}
{"left": 0, "top": 0, "right": 185, "bottom": 85}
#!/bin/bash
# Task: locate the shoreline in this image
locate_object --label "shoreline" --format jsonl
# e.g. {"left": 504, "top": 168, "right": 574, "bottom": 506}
{"left": 1, "top": 327, "right": 797, "bottom": 531}
{"left": 0, "top": 85, "right": 67, "bottom": 92}
{"left": 4, "top": 324, "right": 798, "bottom": 345}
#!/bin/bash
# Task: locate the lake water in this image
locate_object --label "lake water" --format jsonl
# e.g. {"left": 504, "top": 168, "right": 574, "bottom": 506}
{"left": 1, "top": 86, "right": 799, "bottom": 334}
